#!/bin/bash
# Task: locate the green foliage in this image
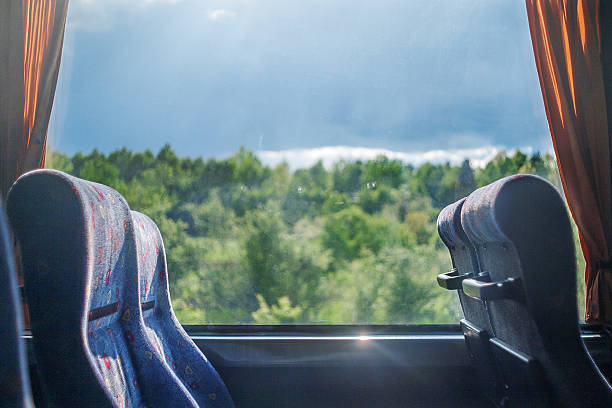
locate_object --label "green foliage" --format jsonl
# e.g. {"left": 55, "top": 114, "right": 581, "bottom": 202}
{"left": 358, "top": 185, "right": 392, "bottom": 214}
{"left": 230, "top": 146, "right": 270, "bottom": 187}
{"left": 252, "top": 295, "right": 303, "bottom": 324}
{"left": 78, "top": 151, "right": 122, "bottom": 188}
{"left": 332, "top": 160, "right": 363, "bottom": 193}
{"left": 45, "top": 146, "right": 564, "bottom": 325}
{"left": 323, "top": 206, "right": 389, "bottom": 261}
{"left": 456, "top": 159, "right": 476, "bottom": 199}
{"left": 362, "top": 155, "right": 404, "bottom": 188}
{"left": 244, "top": 207, "right": 288, "bottom": 303}
{"left": 475, "top": 151, "right": 556, "bottom": 188}
{"left": 400, "top": 210, "right": 436, "bottom": 247}
{"left": 321, "top": 191, "right": 351, "bottom": 214}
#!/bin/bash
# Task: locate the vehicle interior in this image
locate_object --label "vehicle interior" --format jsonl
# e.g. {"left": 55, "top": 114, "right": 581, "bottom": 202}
{"left": 2, "top": 0, "right": 612, "bottom": 407}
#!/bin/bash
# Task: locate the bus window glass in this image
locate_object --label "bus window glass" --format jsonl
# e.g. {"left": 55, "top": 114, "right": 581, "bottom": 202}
{"left": 47, "top": 1, "right": 583, "bottom": 324}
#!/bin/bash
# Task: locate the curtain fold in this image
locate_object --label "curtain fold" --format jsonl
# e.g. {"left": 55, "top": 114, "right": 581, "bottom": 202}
{"left": 0, "top": 0, "right": 69, "bottom": 198}
{"left": 526, "top": 0, "right": 612, "bottom": 324}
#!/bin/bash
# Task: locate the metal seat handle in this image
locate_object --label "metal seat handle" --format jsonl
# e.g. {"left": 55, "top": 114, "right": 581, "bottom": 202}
{"left": 437, "top": 268, "right": 471, "bottom": 290}
{"left": 462, "top": 276, "right": 525, "bottom": 302}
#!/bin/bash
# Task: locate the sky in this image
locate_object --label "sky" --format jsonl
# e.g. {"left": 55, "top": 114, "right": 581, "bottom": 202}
{"left": 48, "top": 0, "right": 553, "bottom": 168}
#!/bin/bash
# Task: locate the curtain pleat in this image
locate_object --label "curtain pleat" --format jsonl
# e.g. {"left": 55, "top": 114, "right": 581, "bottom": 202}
{"left": 526, "top": 0, "right": 612, "bottom": 324}
{"left": 0, "top": 0, "right": 69, "bottom": 198}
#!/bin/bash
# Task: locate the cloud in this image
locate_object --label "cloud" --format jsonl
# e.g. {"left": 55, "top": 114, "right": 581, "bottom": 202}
{"left": 255, "top": 145, "right": 530, "bottom": 170}
{"left": 207, "top": 9, "right": 236, "bottom": 21}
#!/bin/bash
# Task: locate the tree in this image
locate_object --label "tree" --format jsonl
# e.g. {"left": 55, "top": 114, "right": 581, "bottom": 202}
{"left": 332, "top": 160, "right": 363, "bottom": 193}
{"left": 323, "top": 206, "right": 389, "bottom": 261}
{"left": 45, "top": 146, "right": 558, "bottom": 325}
{"left": 230, "top": 146, "right": 269, "bottom": 187}
{"left": 157, "top": 143, "right": 179, "bottom": 167}
{"left": 362, "top": 155, "right": 404, "bottom": 188}
{"left": 252, "top": 295, "right": 303, "bottom": 324}
{"left": 77, "top": 151, "right": 121, "bottom": 188}
{"left": 358, "top": 186, "right": 392, "bottom": 214}
{"left": 455, "top": 159, "right": 475, "bottom": 199}
{"left": 244, "top": 207, "right": 288, "bottom": 304}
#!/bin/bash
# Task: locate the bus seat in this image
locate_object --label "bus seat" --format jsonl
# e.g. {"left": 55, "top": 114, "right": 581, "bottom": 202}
{"left": 0, "top": 198, "right": 34, "bottom": 408}
{"left": 7, "top": 169, "right": 197, "bottom": 407}
{"left": 436, "top": 197, "right": 505, "bottom": 405}
{"left": 132, "top": 211, "right": 234, "bottom": 407}
{"left": 461, "top": 174, "right": 612, "bottom": 407}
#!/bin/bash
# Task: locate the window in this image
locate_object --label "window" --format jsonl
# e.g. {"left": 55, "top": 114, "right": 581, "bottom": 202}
{"left": 46, "top": 0, "right": 571, "bottom": 325}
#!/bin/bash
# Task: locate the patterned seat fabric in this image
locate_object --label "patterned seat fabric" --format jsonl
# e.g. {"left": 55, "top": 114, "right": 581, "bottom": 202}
{"left": 0, "top": 199, "right": 34, "bottom": 408}
{"left": 132, "top": 211, "right": 234, "bottom": 408}
{"left": 8, "top": 169, "right": 197, "bottom": 407}
{"left": 461, "top": 174, "right": 612, "bottom": 407}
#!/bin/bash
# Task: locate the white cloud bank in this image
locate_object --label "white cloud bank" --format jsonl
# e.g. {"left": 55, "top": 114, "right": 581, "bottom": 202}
{"left": 256, "top": 145, "right": 533, "bottom": 170}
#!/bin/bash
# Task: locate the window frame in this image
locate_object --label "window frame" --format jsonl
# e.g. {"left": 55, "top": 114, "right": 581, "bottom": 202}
{"left": 181, "top": 324, "right": 612, "bottom": 407}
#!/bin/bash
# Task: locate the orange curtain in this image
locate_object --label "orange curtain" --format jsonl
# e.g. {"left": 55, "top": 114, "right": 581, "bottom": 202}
{"left": 0, "top": 0, "right": 69, "bottom": 198}
{"left": 526, "top": 0, "right": 612, "bottom": 324}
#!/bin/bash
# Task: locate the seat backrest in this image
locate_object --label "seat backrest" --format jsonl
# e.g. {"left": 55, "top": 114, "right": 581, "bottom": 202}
{"left": 0, "top": 199, "right": 34, "bottom": 408}
{"left": 437, "top": 197, "right": 506, "bottom": 405}
{"left": 8, "top": 169, "right": 197, "bottom": 407}
{"left": 437, "top": 197, "right": 491, "bottom": 331}
{"left": 461, "top": 174, "right": 612, "bottom": 407}
{"left": 132, "top": 210, "right": 234, "bottom": 407}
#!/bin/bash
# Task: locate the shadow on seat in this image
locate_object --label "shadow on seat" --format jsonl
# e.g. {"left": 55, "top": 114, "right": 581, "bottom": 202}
{"left": 0, "top": 198, "right": 34, "bottom": 408}
{"left": 460, "top": 174, "right": 612, "bottom": 407}
{"left": 132, "top": 211, "right": 234, "bottom": 407}
{"left": 8, "top": 169, "right": 198, "bottom": 407}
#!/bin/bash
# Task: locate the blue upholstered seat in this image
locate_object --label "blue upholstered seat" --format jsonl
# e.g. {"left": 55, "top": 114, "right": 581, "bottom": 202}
{"left": 0, "top": 198, "right": 34, "bottom": 408}
{"left": 132, "top": 211, "right": 234, "bottom": 407}
{"left": 8, "top": 169, "right": 198, "bottom": 407}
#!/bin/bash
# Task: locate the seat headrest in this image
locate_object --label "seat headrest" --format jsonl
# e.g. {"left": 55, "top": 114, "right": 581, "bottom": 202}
{"left": 7, "top": 169, "right": 137, "bottom": 328}
{"left": 461, "top": 174, "right": 552, "bottom": 246}
{"left": 437, "top": 197, "right": 470, "bottom": 249}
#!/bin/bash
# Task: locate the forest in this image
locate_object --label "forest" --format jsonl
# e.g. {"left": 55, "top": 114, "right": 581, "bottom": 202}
{"left": 46, "top": 146, "right": 582, "bottom": 325}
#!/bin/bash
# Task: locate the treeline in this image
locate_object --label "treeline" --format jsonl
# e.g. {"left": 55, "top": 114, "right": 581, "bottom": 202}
{"left": 46, "top": 146, "right": 562, "bottom": 324}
